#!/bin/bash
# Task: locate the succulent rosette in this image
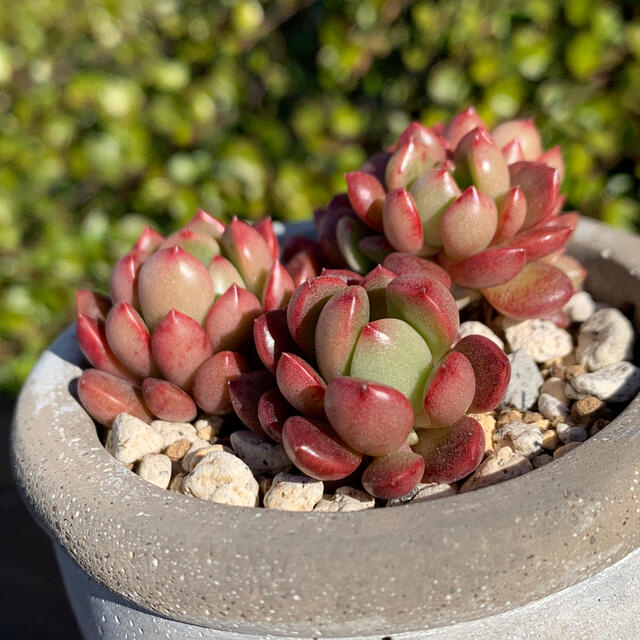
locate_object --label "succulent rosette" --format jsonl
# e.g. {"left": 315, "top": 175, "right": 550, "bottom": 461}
{"left": 312, "top": 107, "right": 585, "bottom": 322}
{"left": 75, "top": 211, "right": 295, "bottom": 427}
{"left": 241, "top": 264, "right": 510, "bottom": 499}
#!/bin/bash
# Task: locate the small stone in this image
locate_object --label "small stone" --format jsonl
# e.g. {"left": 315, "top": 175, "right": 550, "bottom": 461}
{"left": 459, "top": 447, "right": 533, "bottom": 493}
{"left": 387, "top": 482, "right": 457, "bottom": 506}
{"left": 183, "top": 451, "right": 259, "bottom": 507}
{"left": 553, "top": 441, "right": 582, "bottom": 459}
{"left": 576, "top": 308, "right": 635, "bottom": 371}
{"left": 168, "top": 473, "right": 185, "bottom": 492}
{"left": 556, "top": 422, "right": 588, "bottom": 444}
{"left": 531, "top": 453, "right": 553, "bottom": 468}
{"left": 537, "top": 393, "right": 570, "bottom": 422}
{"left": 570, "top": 396, "right": 611, "bottom": 427}
{"left": 406, "top": 430, "right": 419, "bottom": 446}
{"left": 541, "top": 429, "right": 560, "bottom": 451}
{"left": 457, "top": 321, "right": 504, "bottom": 350}
{"left": 194, "top": 415, "right": 224, "bottom": 441}
{"left": 469, "top": 413, "right": 496, "bottom": 453}
{"left": 182, "top": 440, "right": 231, "bottom": 472}
{"left": 589, "top": 418, "right": 610, "bottom": 437}
{"left": 569, "top": 361, "right": 640, "bottom": 403}
{"left": 492, "top": 422, "right": 543, "bottom": 458}
{"left": 258, "top": 476, "right": 273, "bottom": 500}
{"left": 496, "top": 409, "right": 523, "bottom": 426}
{"left": 164, "top": 438, "right": 192, "bottom": 462}
{"left": 563, "top": 291, "right": 596, "bottom": 323}
{"left": 263, "top": 472, "right": 324, "bottom": 512}
{"left": 504, "top": 319, "right": 573, "bottom": 363}
{"left": 566, "top": 364, "right": 586, "bottom": 379}
{"left": 522, "top": 411, "right": 550, "bottom": 431}
{"left": 230, "top": 430, "right": 293, "bottom": 476}
{"left": 315, "top": 487, "right": 376, "bottom": 512}
{"left": 137, "top": 454, "right": 172, "bottom": 489}
{"left": 150, "top": 420, "right": 198, "bottom": 448}
{"left": 500, "top": 350, "right": 544, "bottom": 411}
{"left": 110, "top": 413, "right": 164, "bottom": 465}
{"left": 540, "top": 377, "right": 569, "bottom": 404}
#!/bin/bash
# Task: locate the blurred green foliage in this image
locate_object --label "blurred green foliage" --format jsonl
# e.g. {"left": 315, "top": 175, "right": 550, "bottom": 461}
{"left": 1, "top": 0, "right": 640, "bottom": 393}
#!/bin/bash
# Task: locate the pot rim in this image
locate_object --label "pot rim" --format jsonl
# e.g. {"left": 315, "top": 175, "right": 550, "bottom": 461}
{"left": 11, "top": 218, "right": 640, "bottom": 637}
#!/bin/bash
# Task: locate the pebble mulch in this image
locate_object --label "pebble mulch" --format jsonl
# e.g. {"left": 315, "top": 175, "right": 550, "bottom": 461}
{"left": 97, "top": 291, "right": 639, "bottom": 512}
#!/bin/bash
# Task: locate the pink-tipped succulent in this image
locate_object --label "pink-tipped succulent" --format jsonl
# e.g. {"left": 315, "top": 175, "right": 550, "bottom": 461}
{"left": 246, "top": 266, "right": 510, "bottom": 499}
{"left": 76, "top": 211, "right": 294, "bottom": 427}
{"left": 314, "top": 108, "right": 584, "bottom": 321}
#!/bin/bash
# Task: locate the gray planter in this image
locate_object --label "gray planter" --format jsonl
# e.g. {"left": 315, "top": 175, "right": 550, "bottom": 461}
{"left": 11, "top": 218, "right": 640, "bottom": 639}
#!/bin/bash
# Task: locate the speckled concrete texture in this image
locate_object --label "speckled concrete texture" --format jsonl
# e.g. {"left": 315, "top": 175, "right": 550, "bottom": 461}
{"left": 54, "top": 542, "right": 640, "bottom": 639}
{"left": 11, "top": 219, "right": 640, "bottom": 638}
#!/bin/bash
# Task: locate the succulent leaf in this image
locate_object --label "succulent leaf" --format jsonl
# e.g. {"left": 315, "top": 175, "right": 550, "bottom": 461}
{"left": 286, "top": 276, "right": 347, "bottom": 357}
{"left": 276, "top": 353, "right": 326, "bottom": 419}
{"left": 105, "top": 302, "right": 157, "bottom": 379}
{"left": 382, "top": 252, "right": 451, "bottom": 288}
{"left": 493, "top": 186, "right": 526, "bottom": 244}
{"left": 159, "top": 229, "right": 220, "bottom": 266}
{"left": 228, "top": 370, "right": 275, "bottom": 438}
{"left": 258, "top": 388, "right": 295, "bottom": 443}
{"left": 77, "top": 368, "right": 152, "bottom": 427}
{"left": 350, "top": 318, "right": 432, "bottom": 416}
{"left": 385, "top": 140, "right": 440, "bottom": 190}
{"left": 183, "top": 209, "right": 226, "bottom": 238}
{"left": 358, "top": 235, "right": 394, "bottom": 263}
{"left": 315, "top": 285, "right": 370, "bottom": 382}
{"left": 509, "top": 162, "right": 560, "bottom": 229}
{"left": 382, "top": 188, "right": 424, "bottom": 254}
{"left": 253, "top": 309, "right": 299, "bottom": 374}
{"left": 481, "top": 260, "right": 574, "bottom": 320}
{"left": 361, "top": 450, "right": 425, "bottom": 500}
{"left": 141, "top": 378, "right": 198, "bottom": 422}
{"left": 205, "top": 284, "right": 262, "bottom": 353}
{"left": 491, "top": 119, "right": 543, "bottom": 161}
{"left": 192, "top": 350, "right": 249, "bottom": 415}
{"left": 220, "top": 217, "right": 274, "bottom": 296}
{"left": 253, "top": 217, "right": 280, "bottom": 261}
{"left": 345, "top": 171, "right": 385, "bottom": 231}
{"left": 325, "top": 377, "right": 415, "bottom": 456}
{"left": 422, "top": 351, "right": 476, "bottom": 428}
{"left": 414, "top": 416, "right": 485, "bottom": 483}
{"left": 151, "top": 309, "right": 213, "bottom": 390}
{"left": 138, "top": 246, "right": 215, "bottom": 329}
{"left": 386, "top": 274, "right": 459, "bottom": 359}
{"left": 440, "top": 186, "right": 498, "bottom": 261}
{"left": 361, "top": 265, "right": 397, "bottom": 320}
{"left": 336, "top": 215, "right": 374, "bottom": 273}
{"left": 76, "top": 290, "right": 111, "bottom": 322}
{"left": 441, "top": 246, "right": 527, "bottom": 289}
{"left": 282, "top": 416, "right": 363, "bottom": 481}
{"left": 453, "top": 335, "right": 510, "bottom": 412}
{"left": 262, "top": 261, "right": 295, "bottom": 312}
{"left": 209, "top": 255, "right": 247, "bottom": 298}
{"left": 444, "top": 107, "right": 487, "bottom": 149}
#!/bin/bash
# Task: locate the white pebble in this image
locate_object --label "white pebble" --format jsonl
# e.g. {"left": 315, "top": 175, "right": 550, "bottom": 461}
{"left": 386, "top": 482, "right": 457, "bottom": 506}
{"left": 263, "top": 472, "right": 324, "bottom": 511}
{"left": 563, "top": 291, "right": 596, "bottom": 323}
{"left": 183, "top": 451, "right": 259, "bottom": 507}
{"left": 182, "top": 440, "right": 230, "bottom": 472}
{"left": 537, "top": 392, "right": 570, "bottom": 421}
{"left": 109, "top": 413, "right": 164, "bottom": 465}
{"left": 230, "top": 430, "right": 292, "bottom": 476}
{"left": 314, "top": 487, "right": 376, "bottom": 512}
{"left": 456, "top": 321, "right": 504, "bottom": 350}
{"left": 460, "top": 447, "right": 532, "bottom": 493}
{"left": 556, "top": 423, "right": 588, "bottom": 444}
{"left": 500, "top": 350, "right": 544, "bottom": 410}
{"left": 504, "top": 318, "right": 573, "bottom": 363}
{"left": 137, "top": 454, "right": 172, "bottom": 489}
{"left": 576, "top": 308, "right": 634, "bottom": 371}
{"left": 492, "top": 422, "right": 543, "bottom": 458}
{"left": 150, "top": 420, "right": 198, "bottom": 448}
{"left": 569, "top": 361, "right": 640, "bottom": 403}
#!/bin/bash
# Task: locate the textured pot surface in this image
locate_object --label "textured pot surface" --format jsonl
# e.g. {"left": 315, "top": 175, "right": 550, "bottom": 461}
{"left": 11, "top": 218, "right": 640, "bottom": 638}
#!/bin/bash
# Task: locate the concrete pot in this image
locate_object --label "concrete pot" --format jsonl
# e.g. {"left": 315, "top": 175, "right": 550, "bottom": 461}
{"left": 11, "top": 218, "right": 640, "bottom": 639}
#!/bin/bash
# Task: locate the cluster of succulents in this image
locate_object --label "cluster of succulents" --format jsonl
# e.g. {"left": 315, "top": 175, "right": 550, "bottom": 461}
{"left": 76, "top": 110, "right": 587, "bottom": 503}
{"left": 76, "top": 211, "right": 294, "bottom": 426}
{"left": 312, "top": 110, "right": 586, "bottom": 323}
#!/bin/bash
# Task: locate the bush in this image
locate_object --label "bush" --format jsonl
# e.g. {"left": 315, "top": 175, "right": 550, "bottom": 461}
{"left": 1, "top": 0, "right": 639, "bottom": 392}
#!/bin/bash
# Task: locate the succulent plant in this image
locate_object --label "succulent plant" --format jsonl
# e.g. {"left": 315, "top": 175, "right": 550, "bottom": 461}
{"left": 240, "top": 266, "right": 510, "bottom": 499}
{"left": 313, "top": 108, "right": 584, "bottom": 322}
{"left": 75, "top": 211, "right": 295, "bottom": 427}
